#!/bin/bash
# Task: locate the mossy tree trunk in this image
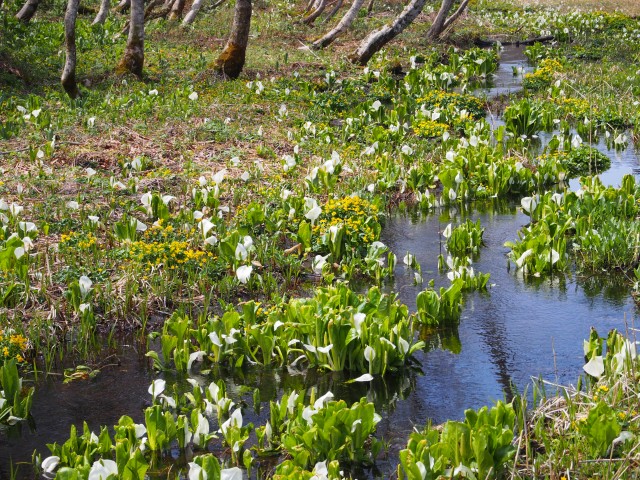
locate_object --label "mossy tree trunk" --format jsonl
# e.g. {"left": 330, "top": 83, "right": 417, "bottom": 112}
{"left": 351, "top": 0, "right": 426, "bottom": 65}
{"left": 15, "top": 0, "right": 40, "bottom": 22}
{"left": 118, "top": 0, "right": 144, "bottom": 76}
{"left": 61, "top": 0, "right": 80, "bottom": 98}
{"left": 214, "top": 0, "right": 251, "bottom": 79}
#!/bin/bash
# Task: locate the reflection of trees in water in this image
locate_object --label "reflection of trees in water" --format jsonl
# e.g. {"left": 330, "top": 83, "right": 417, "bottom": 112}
{"left": 579, "top": 273, "right": 632, "bottom": 305}
{"left": 421, "top": 325, "right": 462, "bottom": 355}
{"left": 518, "top": 268, "right": 632, "bottom": 306}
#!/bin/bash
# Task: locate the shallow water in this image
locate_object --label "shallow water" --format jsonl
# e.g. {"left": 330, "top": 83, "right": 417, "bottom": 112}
{"left": 474, "top": 45, "right": 533, "bottom": 98}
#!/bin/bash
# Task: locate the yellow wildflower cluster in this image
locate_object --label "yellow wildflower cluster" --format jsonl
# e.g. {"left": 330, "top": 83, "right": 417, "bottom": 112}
{"left": 59, "top": 231, "right": 98, "bottom": 251}
{"left": 313, "top": 196, "right": 380, "bottom": 246}
{"left": 552, "top": 97, "right": 594, "bottom": 119}
{"left": 0, "top": 330, "right": 29, "bottom": 363}
{"left": 129, "top": 222, "right": 211, "bottom": 270}
{"left": 416, "top": 90, "right": 486, "bottom": 120}
{"left": 413, "top": 119, "right": 450, "bottom": 138}
{"left": 523, "top": 58, "right": 563, "bottom": 90}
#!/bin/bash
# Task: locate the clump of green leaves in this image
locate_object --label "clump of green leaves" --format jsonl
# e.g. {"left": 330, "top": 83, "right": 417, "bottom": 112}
{"left": 400, "top": 401, "right": 516, "bottom": 479}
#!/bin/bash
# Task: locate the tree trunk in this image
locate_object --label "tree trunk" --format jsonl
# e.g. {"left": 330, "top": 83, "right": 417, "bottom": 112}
{"left": 143, "top": 0, "right": 162, "bottom": 17}
{"left": 92, "top": 0, "right": 110, "bottom": 24}
{"left": 15, "top": 0, "right": 40, "bottom": 22}
{"left": 61, "top": 0, "right": 80, "bottom": 98}
{"left": 366, "top": 0, "right": 374, "bottom": 14}
{"left": 168, "top": 0, "right": 185, "bottom": 20}
{"left": 426, "top": 0, "right": 453, "bottom": 41}
{"left": 321, "top": 0, "right": 343, "bottom": 24}
{"left": 302, "top": 0, "right": 326, "bottom": 25}
{"left": 214, "top": 0, "right": 251, "bottom": 79}
{"left": 352, "top": 0, "right": 426, "bottom": 65}
{"left": 442, "top": 0, "right": 469, "bottom": 31}
{"left": 182, "top": 0, "right": 204, "bottom": 25}
{"left": 312, "top": 0, "right": 364, "bottom": 49}
{"left": 117, "top": 0, "right": 144, "bottom": 76}
{"left": 183, "top": 0, "right": 226, "bottom": 26}
{"left": 115, "top": 0, "right": 130, "bottom": 12}
{"left": 305, "top": 0, "right": 318, "bottom": 13}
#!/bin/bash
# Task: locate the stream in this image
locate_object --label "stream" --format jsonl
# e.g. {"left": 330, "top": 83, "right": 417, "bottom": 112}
{"left": 2, "top": 46, "right": 640, "bottom": 480}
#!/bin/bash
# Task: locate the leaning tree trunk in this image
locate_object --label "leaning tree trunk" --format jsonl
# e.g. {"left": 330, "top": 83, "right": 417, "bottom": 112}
{"left": 312, "top": 0, "right": 364, "bottom": 49}
{"left": 92, "top": 0, "right": 110, "bottom": 24}
{"left": 183, "top": 0, "right": 226, "bottom": 26}
{"left": 352, "top": 0, "right": 426, "bottom": 65}
{"left": 214, "top": 0, "right": 251, "bottom": 79}
{"left": 61, "top": 0, "right": 80, "bottom": 98}
{"left": 426, "top": 0, "right": 453, "bottom": 41}
{"left": 426, "top": 0, "right": 469, "bottom": 40}
{"left": 366, "top": 0, "right": 374, "bottom": 14}
{"left": 305, "top": 0, "right": 318, "bottom": 13}
{"left": 302, "top": 0, "right": 326, "bottom": 25}
{"left": 168, "top": 0, "right": 185, "bottom": 20}
{"left": 15, "top": 0, "right": 40, "bottom": 22}
{"left": 322, "top": 0, "right": 343, "bottom": 24}
{"left": 182, "top": 0, "right": 205, "bottom": 25}
{"left": 117, "top": 0, "right": 144, "bottom": 76}
{"left": 441, "top": 0, "right": 469, "bottom": 33}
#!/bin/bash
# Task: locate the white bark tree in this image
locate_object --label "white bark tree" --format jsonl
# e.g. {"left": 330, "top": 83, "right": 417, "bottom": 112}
{"left": 61, "top": 0, "right": 80, "bottom": 98}
{"left": 183, "top": 0, "right": 226, "bottom": 27}
{"left": 352, "top": 0, "right": 427, "bottom": 65}
{"left": 312, "top": 0, "right": 364, "bottom": 49}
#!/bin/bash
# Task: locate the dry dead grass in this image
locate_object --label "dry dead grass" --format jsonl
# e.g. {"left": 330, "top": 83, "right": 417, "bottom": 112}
{"left": 518, "top": 0, "right": 640, "bottom": 16}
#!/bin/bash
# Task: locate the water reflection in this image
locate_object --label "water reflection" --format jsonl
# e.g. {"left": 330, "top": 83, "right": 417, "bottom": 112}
{"left": 381, "top": 200, "right": 637, "bottom": 418}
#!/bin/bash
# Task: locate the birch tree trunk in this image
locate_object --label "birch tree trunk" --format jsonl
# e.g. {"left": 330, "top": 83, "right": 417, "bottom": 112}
{"left": 118, "top": 0, "right": 144, "bottom": 76}
{"left": 214, "top": 0, "right": 251, "bottom": 79}
{"left": 15, "top": 0, "right": 40, "bottom": 22}
{"left": 352, "top": 0, "right": 426, "bottom": 65}
{"left": 61, "top": 0, "right": 80, "bottom": 98}
{"left": 312, "top": 0, "right": 364, "bottom": 49}
{"left": 92, "top": 0, "right": 110, "bottom": 24}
